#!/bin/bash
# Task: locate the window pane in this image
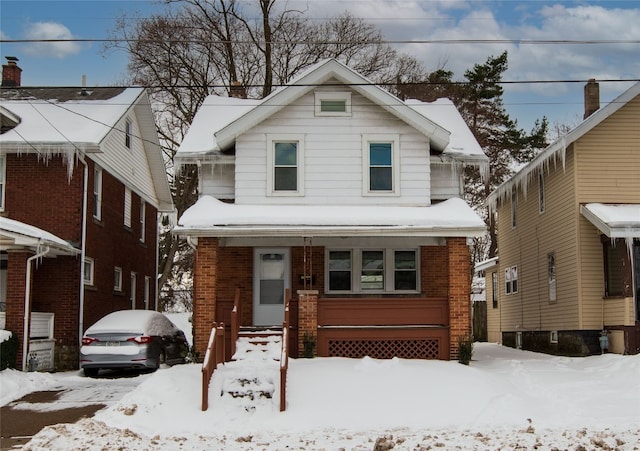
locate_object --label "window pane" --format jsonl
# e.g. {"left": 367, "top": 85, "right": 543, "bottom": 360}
{"left": 321, "top": 100, "right": 346, "bottom": 112}
{"left": 394, "top": 271, "right": 416, "bottom": 290}
{"left": 329, "top": 271, "right": 351, "bottom": 291}
{"left": 274, "top": 167, "right": 297, "bottom": 191}
{"left": 274, "top": 142, "right": 297, "bottom": 165}
{"left": 329, "top": 251, "right": 351, "bottom": 270}
{"left": 260, "top": 280, "right": 284, "bottom": 305}
{"left": 361, "top": 251, "right": 384, "bottom": 290}
{"left": 370, "top": 167, "right": 392, "bottom": 191}
{"left": 369, "top": 143, "right": 391, "bottom": 165}
{"left": 394, "top": 251, "right": 416, "bottom": 269}
{"left": 605, "top": 244, "right": 624, "bottom": 296}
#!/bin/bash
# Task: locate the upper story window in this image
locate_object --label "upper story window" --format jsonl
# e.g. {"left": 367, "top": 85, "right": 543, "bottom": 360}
{"left": 326, "top": 248, "right": 418, "bottom": 293}
{"left": 93, "top": 167, "right": 103, "bottom": 220}
{"left": 124, "top": 187, "right": 132, "bottom": 228}
{"left": 314, "top": 91, "right": 351, "bottom": 116}
{"left": 362, "top": 134, "right": 400, "bottom": 196}
{"left": 139, "top": 199, "right": 146, "bottom": 243}
{"left": 125, "top": 118, "right": 132, "bottom": 149}
{"left": 538, "top": 172, "right": 545, "bottom": 214}
{"left": 267, "top": 134, "right": 304, "bottom": 196}
{"left": 0, "top": 155, "right": 5, "bottom": 211}
{"left": 510, "top": 189, "right": 517, "bottom": 228}
{"left": 505, "top": 265, "right": 518, "bottom": 294}
{"left": 114, "top": 266, "right": 123, "bottom": 291}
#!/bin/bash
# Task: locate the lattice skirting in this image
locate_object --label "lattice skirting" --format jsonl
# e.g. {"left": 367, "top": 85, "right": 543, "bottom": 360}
{"left": 328, "top": 338, "right": 440, "bottom": 359}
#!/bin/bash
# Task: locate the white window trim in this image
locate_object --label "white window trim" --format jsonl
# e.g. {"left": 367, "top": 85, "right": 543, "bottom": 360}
{"left": 83, "top": 257, "right": 95, "bottom": 286}
{"left": 139, "top": 199, "right": 146, "bottom": 243}
{"left": 0, "top": 155, "right": 6, "bottom": 212}
{"left": 314, "top": 91, "right": 352, "bottom": 116}
{"left": 266, "top": 134, "right": 305, "bottom": 196}
{"left": 505, "top": 265, "right": 519, "bottom": 295}
{"left": 130, "top": 272, "right": 137, "bottom": 309}
{"left": 124, "top": 187, "right": 132, "bottom": 228}
{"left": 362, "top": 134, "right": 400, "bottom": 197}
{"left": 93, "top": 167, "right": 103, "bottom": 220}
{"left": 144, "top": 276, "right": 151, "bottom": 309}
{"left": 325, "top": 247, "right": 420, "bottom": 294}
{"left": 114, "top": 266, "right": 123, "bottom": 291}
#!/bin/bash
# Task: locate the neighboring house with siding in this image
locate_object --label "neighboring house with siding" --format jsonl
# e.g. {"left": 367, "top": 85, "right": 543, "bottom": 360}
{"left": 0, "top": 57, "right": 173, "bottom": 370}
{"left": 485, "top": 80, "right": 640, "bottom": 356}
{"left": 173, "top": 59, "right": 488, "bottom": 361}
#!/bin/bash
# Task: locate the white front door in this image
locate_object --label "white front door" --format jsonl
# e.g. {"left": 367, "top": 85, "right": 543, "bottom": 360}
{"left": 253, "top": 248, "right": 290, "bottom": 326}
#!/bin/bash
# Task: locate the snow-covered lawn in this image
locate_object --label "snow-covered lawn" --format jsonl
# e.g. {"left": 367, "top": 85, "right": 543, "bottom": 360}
{"left": 2, "top": 314, "right": 638, "bottom": 449}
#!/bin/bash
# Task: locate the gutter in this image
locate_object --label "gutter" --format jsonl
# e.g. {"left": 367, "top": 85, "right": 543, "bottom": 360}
{"left": 22, "top": 245, "right": 50, "bottom": 371}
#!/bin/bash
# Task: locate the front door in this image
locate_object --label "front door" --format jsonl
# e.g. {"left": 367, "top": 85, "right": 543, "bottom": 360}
{"left": 253, "top": 248, "right": 290, "bottom": 326}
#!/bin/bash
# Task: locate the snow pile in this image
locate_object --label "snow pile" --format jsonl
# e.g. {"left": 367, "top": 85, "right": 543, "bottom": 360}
{"left": 15, "top": 343, "right": 640, "bottom": 450}
{"left": 0, "top": 368, "right": 57, "bottom": 406}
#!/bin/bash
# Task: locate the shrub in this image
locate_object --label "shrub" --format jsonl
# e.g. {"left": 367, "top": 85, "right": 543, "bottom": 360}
{"left": 302, "top": 333, "right": 316, "bottom": 358}
{"left": 458, "top": 335, "right": 474, "bottom": 365}
{"left": 1, "top": 332, "right": 19, "bottom": 370}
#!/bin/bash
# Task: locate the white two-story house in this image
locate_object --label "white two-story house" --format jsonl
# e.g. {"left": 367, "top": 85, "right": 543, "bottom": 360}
{"left": 173, "top": 59, "right": 488, "bottom": 361}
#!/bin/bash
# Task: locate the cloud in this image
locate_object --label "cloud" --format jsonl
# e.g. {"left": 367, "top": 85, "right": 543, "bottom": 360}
{"left": 22, "top": 22, "right": 83, "bottom": 59}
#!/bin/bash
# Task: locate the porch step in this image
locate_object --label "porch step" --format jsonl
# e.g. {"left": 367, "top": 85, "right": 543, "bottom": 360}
{"left": 233, "top": 332, "right": 282, "bottom": 362}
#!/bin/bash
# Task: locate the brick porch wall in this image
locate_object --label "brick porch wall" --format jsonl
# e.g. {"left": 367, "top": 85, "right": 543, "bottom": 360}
{"left": 4, "top": 251, "right": 29, "bottom": 369}
{"left": 193, "top": 237, "right": 218, "bottom": 359}
{"left": 447, "top": 237, "right": 472, "bottom": 359}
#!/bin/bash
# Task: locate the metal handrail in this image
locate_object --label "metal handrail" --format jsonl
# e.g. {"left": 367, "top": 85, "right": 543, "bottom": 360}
{"left": 201, "top": 322, "right": 225, "bottom": 411}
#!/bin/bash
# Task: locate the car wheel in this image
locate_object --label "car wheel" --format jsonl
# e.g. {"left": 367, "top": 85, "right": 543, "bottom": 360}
{"left": 83, "top": 368, "right": 99, "bottom": 377}
{"left": 158, "top": 350, "right": 167, "bottom": 368}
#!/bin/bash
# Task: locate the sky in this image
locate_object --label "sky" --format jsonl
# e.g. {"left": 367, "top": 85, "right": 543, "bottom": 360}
{"left": 1, "top": 0, "right": 639, "bottom": 131}
{"left": 1, "top": 331, "right": 639, "bottom": 449}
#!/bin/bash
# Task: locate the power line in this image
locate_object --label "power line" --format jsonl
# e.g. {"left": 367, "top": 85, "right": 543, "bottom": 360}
{"left": 2, "top": 38, "right": 639, "bottom": 45}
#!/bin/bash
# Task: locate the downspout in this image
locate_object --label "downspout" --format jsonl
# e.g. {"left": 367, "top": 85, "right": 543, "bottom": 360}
{"left": 77, "top": 155, "right": 89, "bottom": 359}
{"left": 22, "top": 245, "right": 50, "bottom": 371}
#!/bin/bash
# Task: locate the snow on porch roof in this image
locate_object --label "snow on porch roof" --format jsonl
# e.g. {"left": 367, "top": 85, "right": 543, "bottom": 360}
{"left": 0, "top": 217, "right": 80, "bottom": 255}
{"left": 580, "top": 203, "right": 640, "bottom": 239}
{"left": 173, "top": 196, "right": 486, "bottom": 238}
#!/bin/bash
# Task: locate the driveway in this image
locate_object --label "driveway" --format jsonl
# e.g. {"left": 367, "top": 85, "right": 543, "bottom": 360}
{"left": 0, "top": 369, "right": 151, "bottom": 450}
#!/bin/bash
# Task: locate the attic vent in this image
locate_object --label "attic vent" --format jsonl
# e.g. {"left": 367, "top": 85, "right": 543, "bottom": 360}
{"left": 315, "top": 91, "right": 351, "bottom": 117}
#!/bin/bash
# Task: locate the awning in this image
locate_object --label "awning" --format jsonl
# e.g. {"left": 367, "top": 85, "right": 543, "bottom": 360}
{"left": 0, "top": 217, "right": 80, "bottom": 256}
{"left": 580, "top": 203, "right": 640, "bottom": 239}
{"left": 174, "top": 195, "right": 486, "bottom": 238}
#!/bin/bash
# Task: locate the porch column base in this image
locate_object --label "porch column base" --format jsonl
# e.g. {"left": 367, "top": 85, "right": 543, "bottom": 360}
{"left": 297, "top": 290, "right": 319, "bottom": 357}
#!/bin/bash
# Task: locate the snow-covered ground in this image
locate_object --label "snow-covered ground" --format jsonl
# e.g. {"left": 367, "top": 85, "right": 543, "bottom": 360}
{"left": 1, "top": 314, "right": 638, "bottom": 450}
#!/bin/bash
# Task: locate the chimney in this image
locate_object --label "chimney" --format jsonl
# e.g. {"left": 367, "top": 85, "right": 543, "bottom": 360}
{"left": 583, "top": 78, "right": 600, "bottom": 119}
{"left": 2, "top": 56, "right": 22, "bottom": 87}
{"left": 229, "top": 81, "right": 247, "bottom": 99}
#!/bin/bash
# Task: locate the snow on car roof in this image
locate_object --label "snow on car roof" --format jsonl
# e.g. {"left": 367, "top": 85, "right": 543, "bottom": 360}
{"left": 85, "top": 310, "right": 179, "bottom": 336}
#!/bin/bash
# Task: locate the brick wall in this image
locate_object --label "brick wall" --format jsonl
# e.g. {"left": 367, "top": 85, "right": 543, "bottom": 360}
{"left": 447, "top": 237, "right": 472, "bottom": 359}
{"left": 3, "top": 154, "right": 159, "bottom": 369}
{"left": 4, "top": 252, "right": 29, "bottom": 369}
{"left": 421, "top": 245, "right": 448, "bottom": 297}
{"left": 193, "top": 237, "right": 218, "bottom": 357}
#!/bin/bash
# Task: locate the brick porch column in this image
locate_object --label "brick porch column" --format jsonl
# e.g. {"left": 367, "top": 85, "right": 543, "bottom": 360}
{"left": 193, "top": 237, "right": 218, "bottom": 361}
{"left": 297, "top": 289, "right": 318, "bottom": 357}
{"left": 448, "top": 237, "right": 471, "bottom": 360}
{"left": 5, "top": 251, "right": 30, "bottom": 370}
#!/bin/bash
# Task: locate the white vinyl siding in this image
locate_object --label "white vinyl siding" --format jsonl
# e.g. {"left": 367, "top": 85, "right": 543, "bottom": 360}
{"left": 0, "top": 155, "right": 5, "bottom": 211}
{"left": 233, "top": 88, "right": 431, "bottom": 206}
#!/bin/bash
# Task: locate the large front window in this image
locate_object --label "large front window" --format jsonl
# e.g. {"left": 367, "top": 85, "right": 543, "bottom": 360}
{"left": 327, "top": 248, "right": 418, "bottom": 293}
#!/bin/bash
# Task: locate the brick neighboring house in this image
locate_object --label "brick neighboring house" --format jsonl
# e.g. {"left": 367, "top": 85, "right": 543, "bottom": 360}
{"left": 173, "top": 59, "right": 488, "bottom": 361}
{"left": 485, "top": 80, "right": 640, "bottom": 356}
{"left": 0, "top": 58, "right": 173, "bottom": 370}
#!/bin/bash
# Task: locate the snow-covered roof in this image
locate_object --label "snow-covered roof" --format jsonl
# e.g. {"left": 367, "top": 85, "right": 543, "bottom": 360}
{"left": 175, "top": 59, "right": 487, "bottom": 168}
{"left": 487, "top": 81, "right": 640, "bottom": 209}
{"left": 580, "top": 203, "right": 640, "bottom": 238}
{"left": 174, "top": 195, "right": 486, "bottom": 238}
{"left": 475, "top": 256, "right": 499, "bottom": 272}
{"left": 0, "top": 217, "right": 80, "bottom": 256}
{"left": 0, "top": 87, "right": 142, "bottom": 152}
